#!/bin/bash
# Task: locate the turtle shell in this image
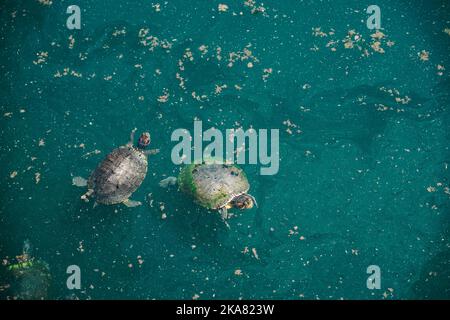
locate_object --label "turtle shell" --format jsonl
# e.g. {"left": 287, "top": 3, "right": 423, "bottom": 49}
{"left": 88, "top": 146, "right": 148, "bottom": 205}
{"left": 178, "top": 163, "right": 250, "bottom": 209}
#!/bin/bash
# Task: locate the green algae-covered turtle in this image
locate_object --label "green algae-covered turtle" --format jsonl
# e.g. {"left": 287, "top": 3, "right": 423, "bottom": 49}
{"left": 160, "top": 160, "right": 257, "bottom": 224}
{"left": 5, "top": 240, "right": 51, "bottom": 300}
{"left": 73, "top": 129, "right": 159, "bottom": 207}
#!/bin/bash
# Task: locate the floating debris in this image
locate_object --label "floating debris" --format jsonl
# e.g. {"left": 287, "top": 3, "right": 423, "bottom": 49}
{"left": 112, "top": 28, "right": 126, "bottom": 37}
{"left": 68, "top": 35, "right": 75, "bottom": 49}
{"left": 216, "top": 47, "right": 223, "bottom": 61}
{"left": 218, "top": 4, "right": 229, "bottom": 12}
{"left": 283, "top": 119, "right": 301, "bottom": 135}
{"left": 138, "top": 28, "right": 173, "bottom": 52}
{"left": 371, "top": 41, "right": 385, "bottom": 54}
{"left": 444, "top": 187, "right": 450, "bottom": 196}
{"left": 252, "top": 248, "right": 260, "bottom": 260}
{"left": 191, "top": 91, "right": 207, "bottom": 102}
{"left": 288, "top": 226, "right": 299, "bottom": 236}
{"left": 228, "top": 46, "right": 259, "bottom": 68}
{"left": 312, "top": 27, "right": 329, "bottom": 38}
{"left": 183, "top": 48, "right": 194, "bottom": 62}
{"left": 33, "top": 51, "right": 48, "bottom": 65}
{"left": 152, "top": 3, "right": 161, "bottom": 12}
{"left": 157, "top": 89, "right": 170, "bottom": 103}
{"left": 395, "top": 96, "right": 411, "bottom": 105}
{"left": 313, "top": 28, "right": 394, "bottom": 56}
{"left": 244, "top": 0, "right": 266, "bottom": 15}
{"left": 418, "top": 50, "right": 430, "bottom": 61}
{"left": 379, "top": 86, "right": 412, "bottom": 106}
{"left": 54, "top": 67, "right": 83, "bottom": 78}
{"left": 214, "top": 84, "right": 227, "bottom": 95}
{"left": 370, "top": 30, "right": 385, "bottom": 40}
{"left": 146, "top": 193, "right": 154, "bottom": 208}
{"left": 383, "top": 288, "right": 395, "bottom": 299}
{"left": 198, "top": 44, "right": 208, "bottom": 56}
{"left": 35, "top": 172, "right": 41, "bottom": 184}
{"left": 37, "top": 0, "right": 52, "bottom": 6}
{"left": 386, "top": 40, "right": 395, "bottom": 47}
{"left": 159, "top": 202, "right": 167, "bottom": 219}
{"left": 176, "top": 73, "right": 186, "bottom": 90}
{"left": 262, "top": 68, "right": 272, "bottom": 82}
{"left": 77, "top": 241, "right": 85, "bottom": 253}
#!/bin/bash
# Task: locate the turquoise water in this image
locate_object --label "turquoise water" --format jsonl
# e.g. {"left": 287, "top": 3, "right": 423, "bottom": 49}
{"left": 0, "top": 0, "right": 449, "bottom": 299}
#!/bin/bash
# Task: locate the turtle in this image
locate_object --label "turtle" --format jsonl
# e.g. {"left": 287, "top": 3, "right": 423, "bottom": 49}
{"left": 73, "top": 129, "right": 159, "bottom": 207}
{"left": 159, "top": 160, "right": 257, "bottom": 225}
{"left": 5, "top": 240, "right": 52, "bottom": 300}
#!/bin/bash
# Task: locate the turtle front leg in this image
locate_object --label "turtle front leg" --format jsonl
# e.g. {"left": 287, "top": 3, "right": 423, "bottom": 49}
{"left": 81, "top": 189, "right": 94, "bottom": 202}
{"left": 143, "top": 148, "right": 160, "bottom": 156}
{"left": 123, "top": 199, "right": 142, "bottom": 207}
{"left": 219, "top": 207, "right": 230, "bottom": 229}
{"left": 127, "top": 128, "right": 137, "bottom": 147}
{"left": 247, "top": 194, "right": 258, "bottom": 208}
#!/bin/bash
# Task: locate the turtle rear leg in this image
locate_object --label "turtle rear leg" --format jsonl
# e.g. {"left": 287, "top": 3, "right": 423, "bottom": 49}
{"left": 144, "top": 148, "right": 160, "bottom": 156}
{"left": 123, "top": 199, "right": 142, "bottom": 207}
{"left": 72, "top": 176, "right": 88, "bottom": 187}
{"left": 159, "top": 176, "right": 177, "bottom": 188}
{"left": 81, "top": 189, "right": 94, "bottom": 202}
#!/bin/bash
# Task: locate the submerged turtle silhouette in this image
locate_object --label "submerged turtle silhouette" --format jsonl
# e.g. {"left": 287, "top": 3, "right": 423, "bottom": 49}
{"left": 73, "top": 129, "right": 159, "bottom": 207}
{"left": 6, "top": 240, "right": 51, "bottom": 300}
{"left": 160, "top": 160, "right": 257, "bottom": 226}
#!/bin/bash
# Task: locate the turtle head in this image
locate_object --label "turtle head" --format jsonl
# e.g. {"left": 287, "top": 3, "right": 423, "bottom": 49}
{"left": 232, "top": 193, "right": 257, "bottom": 210}
{"left": 137, "top": 132, "right": 151, "bottom": 149}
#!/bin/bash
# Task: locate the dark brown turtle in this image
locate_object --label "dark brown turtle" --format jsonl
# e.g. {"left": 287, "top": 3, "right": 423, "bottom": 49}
{"left": 73, "top": 129, "right": 159, "bottom": 207}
